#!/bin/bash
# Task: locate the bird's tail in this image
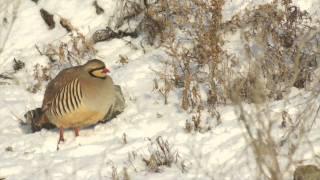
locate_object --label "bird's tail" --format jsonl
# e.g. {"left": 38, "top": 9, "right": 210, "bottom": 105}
{"left": 24, "top": 108, "right": 55, "bottom": 132}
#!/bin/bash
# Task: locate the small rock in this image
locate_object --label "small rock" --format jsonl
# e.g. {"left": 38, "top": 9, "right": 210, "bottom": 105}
{"left": 91, "top": 27, "right": 118, "bottom": 43}
{"left": 13, "top": 58, "right": 25, "bottom": 72}
{"left": 40, "top": 8, "right": 55, "bottom": 29}
{"left": 59, "top": 17, "right": 73, "bottom": 32}
{"left": 93, "top": 0, "right": 104, "bottom": 15}
{"left": 91, "top": 27, "right": 138, "bottom": 43}
{"left": 5, "top": 146, "right": 13, "bottom": 152}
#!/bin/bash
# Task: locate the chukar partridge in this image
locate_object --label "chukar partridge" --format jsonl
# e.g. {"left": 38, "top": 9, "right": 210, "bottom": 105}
{"left": 40, "top": 59, "right": 116, "bottom": 144}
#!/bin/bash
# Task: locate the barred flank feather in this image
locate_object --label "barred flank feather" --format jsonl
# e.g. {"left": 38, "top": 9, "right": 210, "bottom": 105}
{"left": 50, "top": 78, "right": 83, "bottom": 118}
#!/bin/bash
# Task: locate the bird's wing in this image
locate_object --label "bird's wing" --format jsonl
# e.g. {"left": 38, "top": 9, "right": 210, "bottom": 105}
{"left": 42, "top": 67, "right": 81, "bottom": 110}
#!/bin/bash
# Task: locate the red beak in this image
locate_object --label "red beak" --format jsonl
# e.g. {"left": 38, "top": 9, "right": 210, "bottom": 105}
{"left": 102, "top": 68, "right": 110, "bottom": 74}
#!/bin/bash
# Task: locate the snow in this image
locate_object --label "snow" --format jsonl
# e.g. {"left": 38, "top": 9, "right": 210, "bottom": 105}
{"left": 0, "top": 0, "right": 319, "bottom": 180}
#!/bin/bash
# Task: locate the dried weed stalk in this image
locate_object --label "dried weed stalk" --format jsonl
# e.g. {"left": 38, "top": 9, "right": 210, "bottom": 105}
{"left": 37, "top": 17, "right": 96, "bottom": 66}
{"left": 149, "top": 0, "right": 320, "bottom": 106}
{"left": 118, "top": 55, "right": 129, "bottom": 65}
{"left": 29, "top": 17, "right": 96, "bottom": 93}
{"left": 141, "top": 0, "right": 320, "bottom": 179}
{"left": 27, "top": 64, "right": 51, "bottom": 93}
{"left": 153, "top": 62, "right": 174, "bottom": 105}
{"left": 235, "top": 87, "right": 320, "bottom": 179}
{"left": 111, "top": 166, "right": 120, "bottom": 180}
{"left": 142, "top": 136, "right": 180, "bottom": 173}
{"left": 237, "top": 104, "right": 283, "bottom": 180}
{"left": 226, "top": 0, "right": 320, "bottom": 100}
{"left": 111, "top": 166, "right": 131, "bottom": 180}
{"left": 143, "top": 0, "right": 229, "bottom": 110}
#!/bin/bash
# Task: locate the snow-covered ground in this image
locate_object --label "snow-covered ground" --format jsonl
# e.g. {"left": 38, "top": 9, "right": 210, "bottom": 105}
{"left": 0, "top": 0, "right": 319, "bottom": 180}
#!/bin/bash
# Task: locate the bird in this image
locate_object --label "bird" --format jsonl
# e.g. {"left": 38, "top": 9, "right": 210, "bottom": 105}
{"left": 39, "top": 59, "right": 116, "bottom": 146}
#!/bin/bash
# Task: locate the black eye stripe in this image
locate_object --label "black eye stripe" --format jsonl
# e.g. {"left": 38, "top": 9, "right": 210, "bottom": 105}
{"left": 89, "top": 67, "right": 106, "bottom": 74}
{"left": 88, "top": 67, "right": 107, "bottom": 79}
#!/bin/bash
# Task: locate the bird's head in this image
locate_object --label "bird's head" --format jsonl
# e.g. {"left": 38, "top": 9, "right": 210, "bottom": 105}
{"left": 84, "top": 59, "right": 110, "bottom": 79}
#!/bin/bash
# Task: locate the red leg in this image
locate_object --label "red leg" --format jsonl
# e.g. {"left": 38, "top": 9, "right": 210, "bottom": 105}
{"left": 58, "top": 127, "right": 65, "bottom": 143}
{"left": 57, "top": 127, "right": 65, "bottom": 151}
{"left": 74, "top": 127, "right": 80, "bottom": 137}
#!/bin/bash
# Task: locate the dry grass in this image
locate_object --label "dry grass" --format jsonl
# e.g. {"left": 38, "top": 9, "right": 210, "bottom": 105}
{"left": 184, "top": 105, "right": 218, "bottom": 133}
{"left": 118, "top": 55, "right": 129, "bottom": 65}
{"left": 111, "top": 166, "right": 131, "bottom": 180}
{"left": 126, "top": 0, "right": 320, "bottom": 179}
{"left": 35, "top": 16, "right": 96, "bottom": 66}
{"left": 152, "top": 62, "right": 174, "bottom": 105}
{"left": 140, "top": 0, "right": 320, "bottom": 105}
{"left": 26, "top": 64, "right": 51, "bottom": 93}
{"left": 27, "top": 17, "right": 96, "bottom": 93}
{"left": 142, "top": 136, "right": 181, "bottom": 173}
{"left": 226, "top": 1, "right": 320, "bottom": 101}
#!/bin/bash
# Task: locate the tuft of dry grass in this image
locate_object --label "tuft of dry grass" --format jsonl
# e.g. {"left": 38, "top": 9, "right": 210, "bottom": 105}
{"left": 226, "top": 1, "right": 320, "bottom": 101}
{"left": 111, "top": 166, "right": 120, "bottom": 180}
{"left": 27, "top": 17, "right": 97, "bottom": 93}
{"left": 36, "top": 17, "right": 96, "bottom": 66}
{"left": 122, "top": 167, "right": 130, "bottom": 180}
{"left": 142, "top": 136, "right": 180, "bottom": 173}
{"left": 111, "top": 166, "right": 131, "bottom": 180}
{"left": 122, "top": 0, "right": 320, "bottom": 179}
{"left": 152, "top": 62, "right": 174, "bottom": 105}
{"left": 142, "top": 0, "right": 320, "bottom": 106}
{"left": 27, "top": 64, "right": 51, "bottom": 93}
{"left": 118, "top": 55, "right": 129, "bottom": 65}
